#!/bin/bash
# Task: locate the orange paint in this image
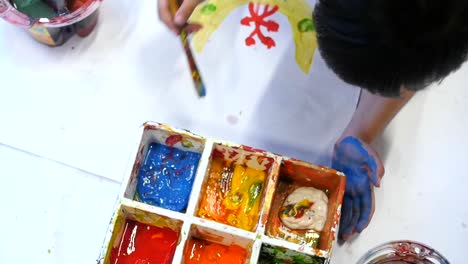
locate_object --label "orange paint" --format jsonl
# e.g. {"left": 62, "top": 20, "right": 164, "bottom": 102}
{"left": 184, "top": 239, "right": 247, "bottom": 264}
{"left": 197, "top": 157, "right": 265, "bottom": 231}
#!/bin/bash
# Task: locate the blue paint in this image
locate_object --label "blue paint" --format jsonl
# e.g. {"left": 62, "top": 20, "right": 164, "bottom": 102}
{"left": 332, "top": 136, "right": 379, "bottom": 239}
{"left": 137, "top": 143, "right": 201, "bottom": 212}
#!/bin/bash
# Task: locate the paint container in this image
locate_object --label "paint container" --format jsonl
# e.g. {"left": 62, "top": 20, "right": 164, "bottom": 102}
{"left": 98, "top": 122, "right": 346, "bottom": 263}
{"left": 0, "top": 0, "right": 101, "bottom": 46}
{"left": 122, "top": 124, "right": 206, "bottom": 213}
{"left": 357, "top": 241, "right": 449, "bottom": 264}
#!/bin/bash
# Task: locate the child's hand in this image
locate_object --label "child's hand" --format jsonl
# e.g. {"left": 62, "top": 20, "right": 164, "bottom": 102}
{"left": 331, "top": 136, "right": 384, "bottom": 241}
{"left": 158, "top": 0, "right": 203, "bottom": 35}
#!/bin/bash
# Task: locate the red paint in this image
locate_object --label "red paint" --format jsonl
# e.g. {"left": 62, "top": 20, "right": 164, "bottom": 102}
{"left": 241, "top": 3, "right": 279, "bottom": 49}
{"left": 228, "top": 150, "right": 237, "bottom": 159}
{"left": 68, "top": 0, "right": 88, "bottom": 11}
{"left": 110, "top": 220, "right": 179, "bottom": 264}
{"left": 212, "top": 149, "right": 225, "bottom": 159}
{"left": 241, "top": 145, "right": 266, "bottom": 154}
{"left": 165, "top": 135, "right": 183, "bottom": 147}
{"left": 184, "top": 239, "right": 247, "bottom": 264}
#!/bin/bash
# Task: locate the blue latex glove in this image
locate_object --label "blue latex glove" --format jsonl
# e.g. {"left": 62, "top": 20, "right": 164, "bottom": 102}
{"left": 332, "top": 136, "right": 385, "bottom": 241}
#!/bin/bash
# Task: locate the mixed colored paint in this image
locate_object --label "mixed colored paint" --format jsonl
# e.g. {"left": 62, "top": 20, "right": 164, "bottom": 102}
{"left": 266, "top": 180, "right": 322, "bottom": 248}
{"left": 279, "top": 187, "right": 328, "bottom": 231}
{"left": 258, "top": 244, "right": 324, "bottom": 264}
{"left": 110, "top": 220, "right": 179, "bottom": 264}
{"left": 197, "top": 157, "right": 265, "bottom": 231}
{"left": 184, "top": 238, "right": 247, "bottom": 264}
{"left": 9, "top": 0, "right": 98, "bottom": 46}
{"left": 137, "top": 142, "right": 201, "bottom": 212}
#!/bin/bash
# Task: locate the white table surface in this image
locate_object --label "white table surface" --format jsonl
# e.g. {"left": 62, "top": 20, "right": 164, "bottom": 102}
{"left": 1, "top": 0, "right": 467, "bottom": 263}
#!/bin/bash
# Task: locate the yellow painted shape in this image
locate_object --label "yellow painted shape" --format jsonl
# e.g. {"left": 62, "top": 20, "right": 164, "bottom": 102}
{"left": 189, "top": 0, "right": 317, "bottom": 73}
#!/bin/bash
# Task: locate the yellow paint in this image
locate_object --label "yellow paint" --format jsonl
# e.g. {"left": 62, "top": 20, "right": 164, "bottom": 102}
{"left": 189, "top": 0, "right": 317, "bottom": 73}
{"left": 198, "top": 158, "right": 265, "bottom": 231}
{"left": 223, "top": 164, "right": 265, "bottom": 230}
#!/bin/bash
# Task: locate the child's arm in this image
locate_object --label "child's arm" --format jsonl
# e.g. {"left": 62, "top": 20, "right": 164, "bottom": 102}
{"left": 341, "top": 89, "right": 414, "bottom": 144}
{"left": 333, "top": 89, "right": 414, "bottom": 241}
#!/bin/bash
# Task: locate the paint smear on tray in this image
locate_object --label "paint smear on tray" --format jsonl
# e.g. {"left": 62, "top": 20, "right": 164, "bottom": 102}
{"left": 184, "top": 238, "right": 247, "bottom": 264}
{"left": 198, "top": 157, "right": 265, "bottom": 231}
{"left": 110, "top": 220, "right": 179, "bottom": 264}
{"left": 136, "top": 143, "right": 201, "bottom": 212}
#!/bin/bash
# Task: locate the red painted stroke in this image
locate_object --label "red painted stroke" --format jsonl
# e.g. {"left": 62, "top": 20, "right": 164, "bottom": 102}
{"left": 241, "top": 2, "right": 279, "bottom": 48}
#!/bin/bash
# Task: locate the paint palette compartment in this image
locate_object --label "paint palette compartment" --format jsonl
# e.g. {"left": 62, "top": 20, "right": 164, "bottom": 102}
{"left": 194, "top": 143, "right": 280, "bottom": 232}
{"left": 265, "top": 159, "right": 346, "bottom": 251}
{"left": 98, "top": 122, "right": 346, "bottom": 264}
{"left": 98, "top": 200, "right": 184, "bottom": 264}
{"left": 122, "top": 123, "right": 206, "bottom": 213}
{"left": 181, "top": 224, "right": 257, "bottom": 263}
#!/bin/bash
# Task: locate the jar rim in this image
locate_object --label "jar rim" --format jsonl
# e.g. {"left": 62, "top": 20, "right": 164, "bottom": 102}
{"left": 356, "top": 240, "right": 449, "bottom": 264}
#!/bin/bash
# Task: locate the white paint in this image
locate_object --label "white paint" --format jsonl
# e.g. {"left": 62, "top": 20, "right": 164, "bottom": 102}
{"left": 280, "top": 187, "right": 328, "bottom": 231}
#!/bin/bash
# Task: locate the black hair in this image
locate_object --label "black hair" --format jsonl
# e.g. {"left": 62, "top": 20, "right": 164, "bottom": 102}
{"left": 313, "top": 0, "right": 468, "bottom": 97}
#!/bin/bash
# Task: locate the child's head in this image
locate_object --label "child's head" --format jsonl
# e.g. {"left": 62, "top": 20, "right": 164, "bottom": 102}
{"left": 314, "top": 0, "right": 468, "bottom": 97}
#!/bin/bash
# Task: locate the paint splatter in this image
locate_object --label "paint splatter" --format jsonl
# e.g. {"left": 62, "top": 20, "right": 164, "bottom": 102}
{"left": 241, "top": 3, "right": 279, "bottom": 48}
{"left": 226, "top": 115, "right": 239, "bottom": 125}
{"left": 165, "top": 135, "right": 183, "bottom": 147}
{"left": 110, "top": 220, "right": 179, "bottom": 264}
{"left": 197, "top": 157, "right": 265, "bottom": 231}
{"left": 201, "top": 3, "right": 217, "bottom": 14}
{"left": 298, "top": 18, "right": 314, "bottom": 32}
{"left": 184, "top": 238, "right": 247, "bottom": 264}
{"left": 137, "top": 143, "right": 201, "bottom": 212}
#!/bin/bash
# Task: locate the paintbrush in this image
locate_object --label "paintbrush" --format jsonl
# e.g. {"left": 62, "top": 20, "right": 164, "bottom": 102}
{"left": 169, "top": 0, "right": 206, "bottom": 97}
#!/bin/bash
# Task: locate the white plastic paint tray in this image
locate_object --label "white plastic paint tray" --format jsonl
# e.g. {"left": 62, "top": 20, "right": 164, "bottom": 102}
{"left": 98, "top": 122, "right": 346, "bottom": 264}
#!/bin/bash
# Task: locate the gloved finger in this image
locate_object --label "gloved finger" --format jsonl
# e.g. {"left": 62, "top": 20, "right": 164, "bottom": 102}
{"left": 341, "top": 196, "right": 360, "bottom": 241}
{"left": 338, "top": 195, "right": 353, "bottom": 240}
{"left": 356, "top": 185, "right": 375, "bottom": 232}
{"left": 174, "top": 0, "right": 203, "bottom": 26}
{"left": 158, "top": 0, "right": 180, "bottom": 34}
{"left": 362, "top": 143, "right": 385, "bottom": 187}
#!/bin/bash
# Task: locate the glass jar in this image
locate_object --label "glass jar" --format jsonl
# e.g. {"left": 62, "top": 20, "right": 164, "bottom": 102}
{"left": 357, "top": 240, "right": 450, "bottom": 264}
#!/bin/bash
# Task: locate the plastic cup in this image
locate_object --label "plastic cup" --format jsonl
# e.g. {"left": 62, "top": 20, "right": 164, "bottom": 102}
{"left": 0, "top": 0, "right": 102, "bottom": 46}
